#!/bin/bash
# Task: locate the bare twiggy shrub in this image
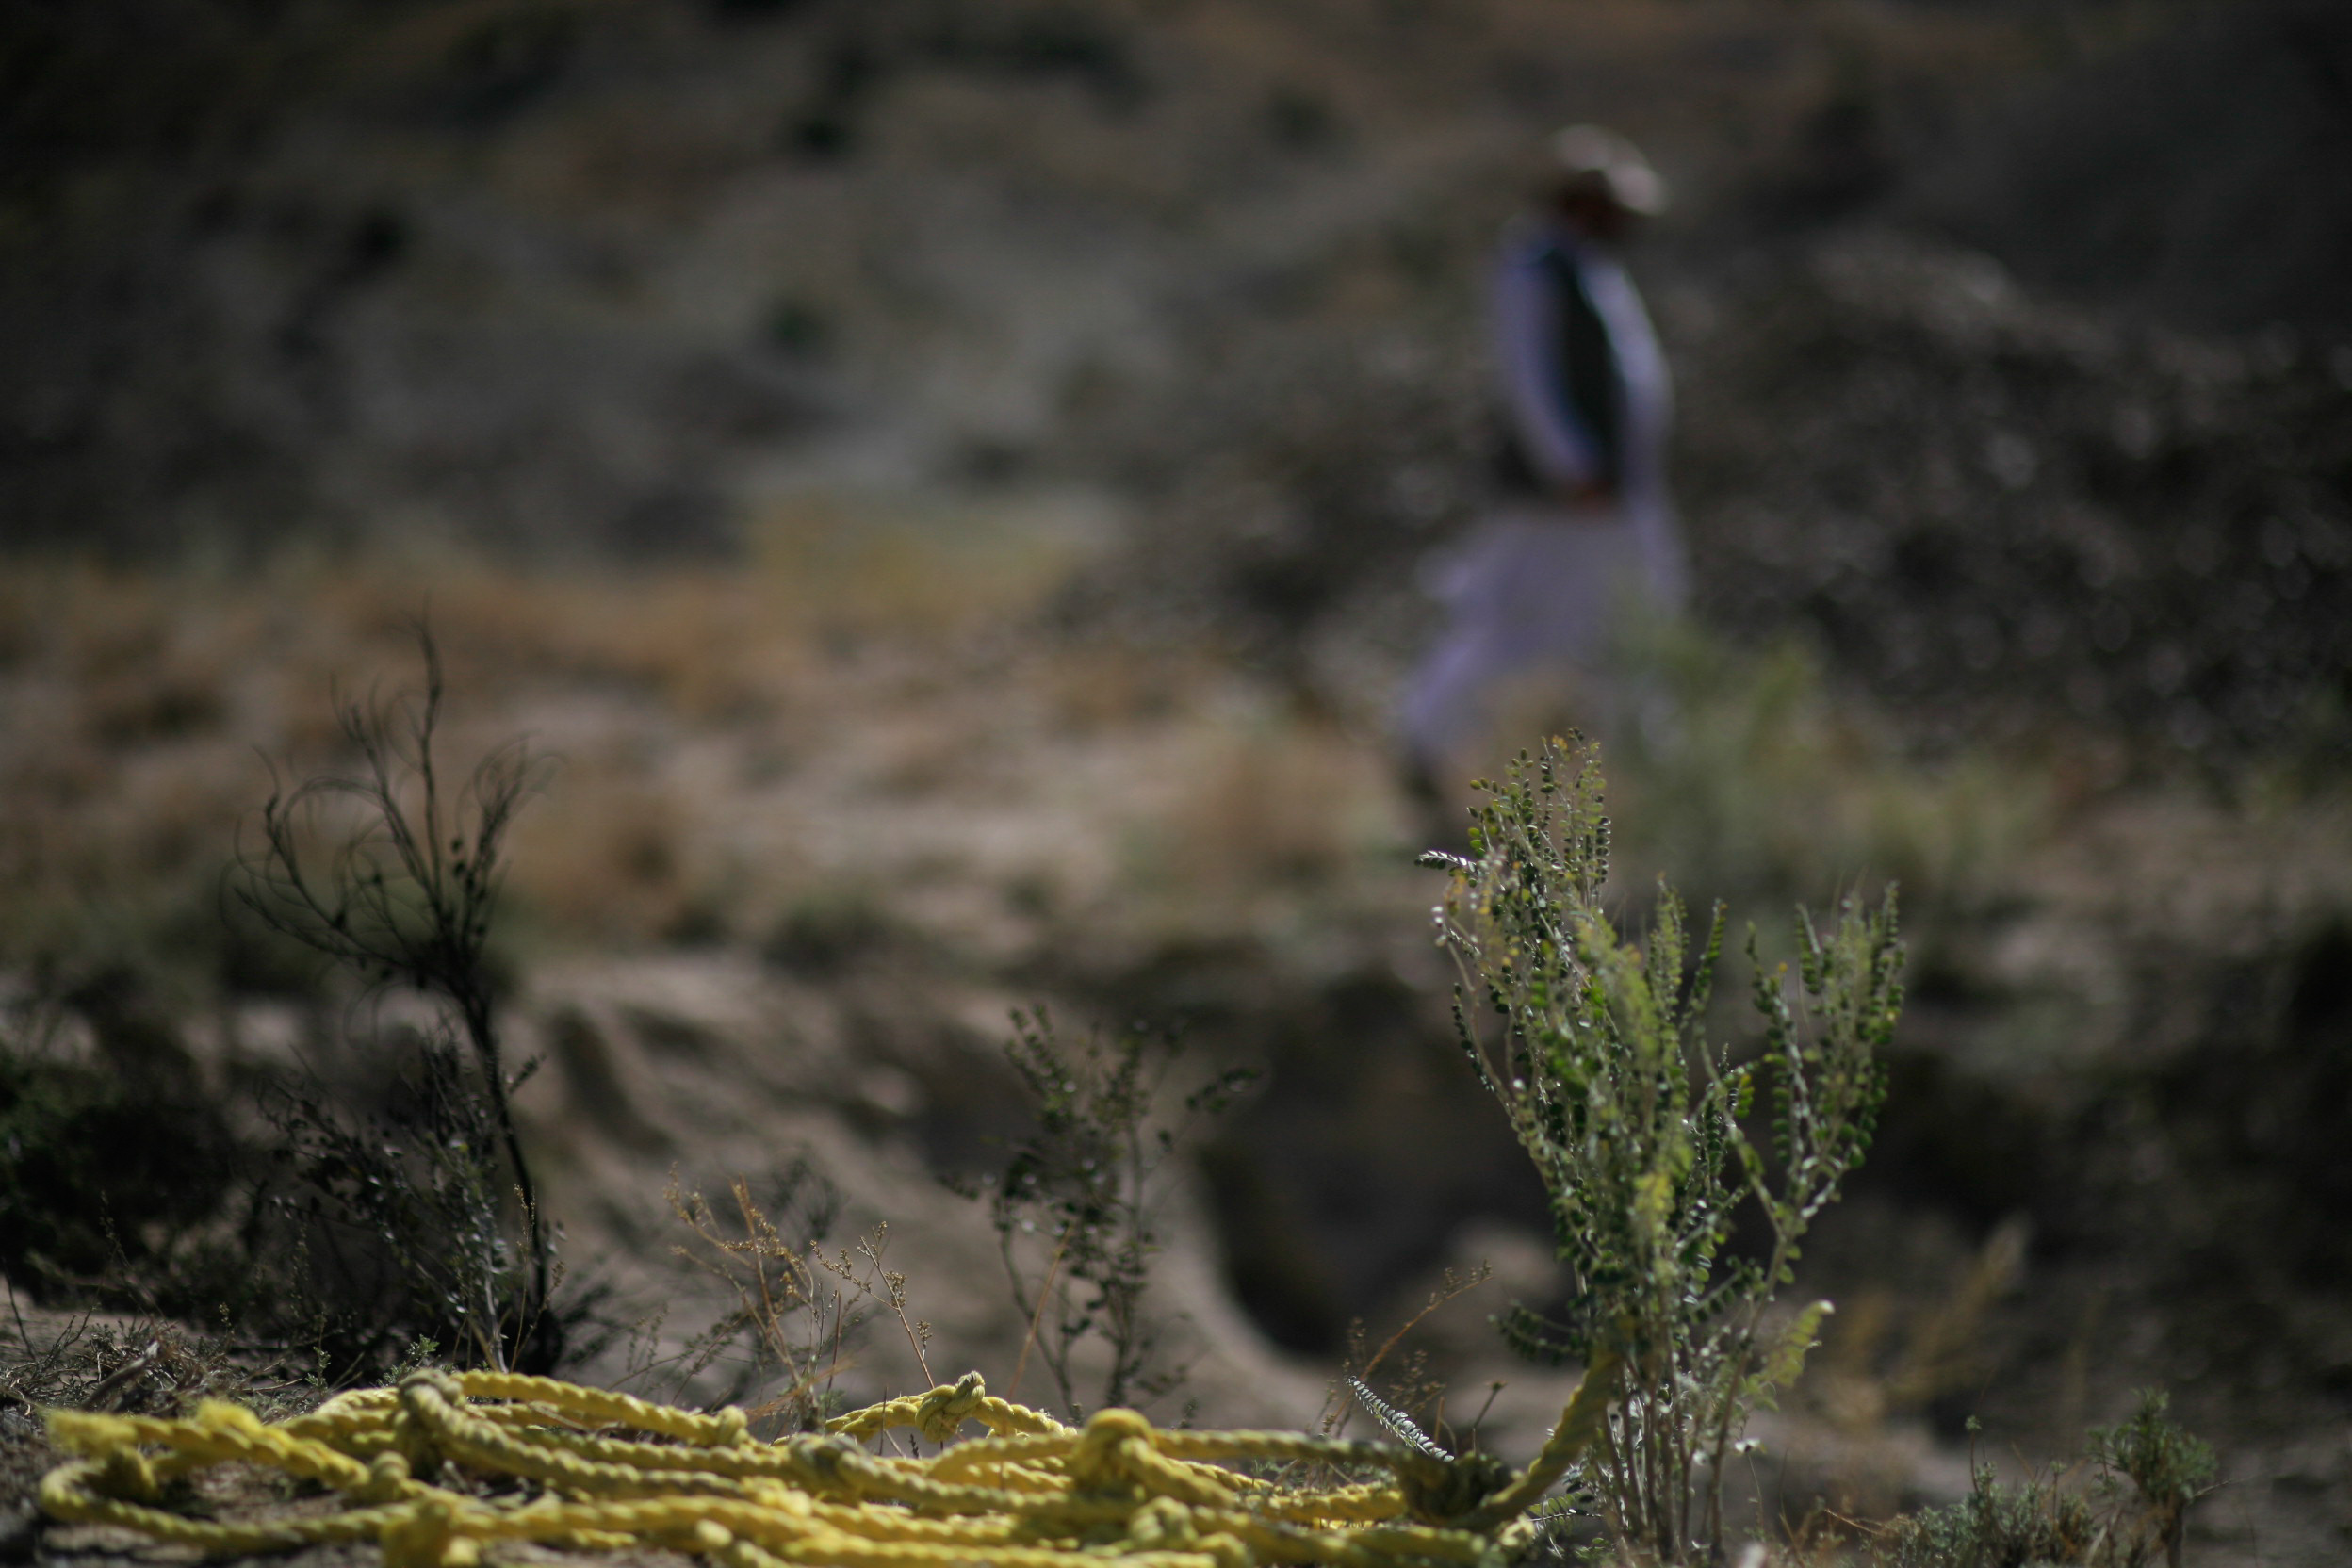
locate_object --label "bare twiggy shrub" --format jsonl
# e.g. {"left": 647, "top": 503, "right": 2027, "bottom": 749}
{"left": 228, "top": 629, "right": 558, "bottom": 1371}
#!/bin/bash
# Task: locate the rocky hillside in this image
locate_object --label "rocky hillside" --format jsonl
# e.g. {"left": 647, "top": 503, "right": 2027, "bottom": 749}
{"left": 6, "top": 2, "right": 2352, "bottom": 1562}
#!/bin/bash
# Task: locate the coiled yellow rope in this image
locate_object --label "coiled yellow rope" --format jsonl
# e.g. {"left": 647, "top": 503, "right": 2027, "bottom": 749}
{"left": 39, "top": 1356, "right": 1617, "bottom": 1568}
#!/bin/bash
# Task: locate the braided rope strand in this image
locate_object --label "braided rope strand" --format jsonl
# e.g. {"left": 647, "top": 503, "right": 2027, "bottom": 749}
{"left": 39, "top": 1364, "right": 1605, "bottom": 1568}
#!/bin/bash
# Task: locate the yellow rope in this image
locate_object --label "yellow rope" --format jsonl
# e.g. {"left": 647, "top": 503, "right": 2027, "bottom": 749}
{"left": 39, "top": 1365, "right": 1603, "bottom": 1568}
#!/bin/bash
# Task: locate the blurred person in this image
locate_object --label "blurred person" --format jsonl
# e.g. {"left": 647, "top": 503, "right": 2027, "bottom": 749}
{"left": 1399, "top": 126, "right": 1686, "bottom": 793}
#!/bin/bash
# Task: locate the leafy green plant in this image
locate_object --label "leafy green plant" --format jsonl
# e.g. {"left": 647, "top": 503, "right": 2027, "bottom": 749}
{"left": 1876, "top": 1449, "right": 2098, "bottom": 1568}
{"left": 2084, "top": 1391, "right": 2220, "bottom": 1568}
{"left": 228, "top": 629, "right": 559, "bottom": 1371}
{"left": 954, "top": 1010, "right": 1253, "bottom": 1420}
{"left": 1427, "top": 736, "right": 1902, "bottom": 1565}
{"left": 1875, "top": 1395, "right": 2217, "bottom": 1568}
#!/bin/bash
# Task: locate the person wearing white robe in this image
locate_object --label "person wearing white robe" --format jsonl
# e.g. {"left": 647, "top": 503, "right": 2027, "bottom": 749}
{"left": 1400, "top": 127, "right": 1686, "bottom": 780}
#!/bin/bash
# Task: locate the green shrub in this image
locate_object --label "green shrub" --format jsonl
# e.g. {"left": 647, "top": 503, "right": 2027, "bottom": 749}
{"left": 953, "top": 1010, "right": 1253, "bottom": 1420}
{"left": 1876, "top": 1455, "right": 2098, "bottom": 1568}
{"left": 1876, "top": 1394, "right": 2217, "bottom": 1568}
{"left": 2084, "top": 1391, "right": 2219, "bottom": 1568}
{"left": 1428, "top": 736, "right": 1902, "bottom": 1565}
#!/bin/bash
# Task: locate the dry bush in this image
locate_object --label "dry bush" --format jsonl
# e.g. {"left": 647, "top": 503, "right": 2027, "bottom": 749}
{"left": 658, "top": 1166, "right": 935, "bottom": 1436}
{"left": 228, "top": 629, "right": 561, "bottom": 1371}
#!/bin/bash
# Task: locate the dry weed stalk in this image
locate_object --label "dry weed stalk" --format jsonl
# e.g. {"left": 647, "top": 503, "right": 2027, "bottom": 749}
{"left": 1320, "top": 1262, "right": 1494, "bottom": 1448}
{"left": 665, "top": 1167, "right": 933, "bottom": 1434}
